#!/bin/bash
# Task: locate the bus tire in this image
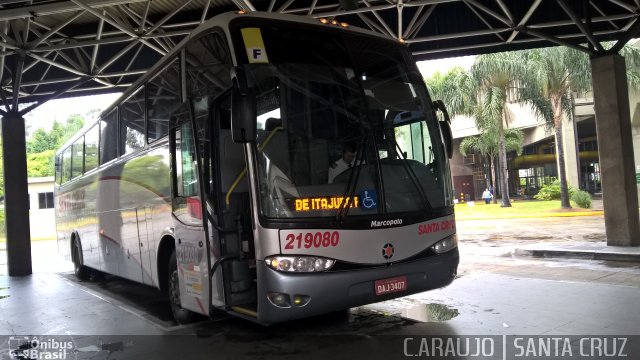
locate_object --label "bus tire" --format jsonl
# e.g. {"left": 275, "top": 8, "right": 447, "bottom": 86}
{"left": 168, "top": 250, "right": 195, "bottom": 324}
{"left": 72, "top": 240, "right": 91, "bottom": 281}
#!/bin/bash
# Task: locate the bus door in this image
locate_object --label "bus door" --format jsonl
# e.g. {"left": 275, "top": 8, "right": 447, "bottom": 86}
{"left": 170, "top": 113, "right": 212, "bottom": 316}
{"left": 209, "top": 94, "right": 257, "bottom": 311}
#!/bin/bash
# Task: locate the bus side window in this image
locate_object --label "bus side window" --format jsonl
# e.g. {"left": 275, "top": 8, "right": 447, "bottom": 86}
{"left": 71, "top": 137, "right": 84, "bottom": 179}
{"left": 62, "top": 147, "right": 72, "bottom": 183}
{"left": 55, "top": 155, "right": 62, "bottom": 185}
{"left": 185, "top": 30, "right": 232, "bottom": 205}
{"left": 100, "top": 109, "right": 118, "bottom": 164}
{"left": 184, "top": 31, "right": 231, "bottom": 100}
{"left": 147, "top": 58, "right": 180, "bottom": 143}
{"left": 84, "top": 125, "right": 99, "bottom": 172}
{"left": 120, "top": 86, "right": 146, "bottom": 156}
{"left": 173, "top": 121, "right": 202, "bottom": 225}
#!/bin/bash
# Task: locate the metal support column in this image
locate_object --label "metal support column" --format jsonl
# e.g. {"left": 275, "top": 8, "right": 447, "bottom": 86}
{"left": 1, "top": 112, "right": 32, "bottom": 275}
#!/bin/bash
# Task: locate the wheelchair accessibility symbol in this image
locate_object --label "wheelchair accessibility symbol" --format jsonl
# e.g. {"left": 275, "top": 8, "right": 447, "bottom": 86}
{"left": 359, "top": 189, "right": 377, "bottom": 210}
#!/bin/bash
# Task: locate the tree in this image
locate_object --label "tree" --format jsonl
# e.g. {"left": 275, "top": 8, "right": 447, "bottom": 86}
{"left": 520, "top": 45, "right": 640, "bottom": 208}
{"left": 59, "top": 115, "right": 85, "bottom": 148}
{"left": 460, "top": 124, "right": 523, "bottom": 204}
{"left": 25, "top": 114, "right": 86, "bottom": 178}
{"left": 470, "top": 52, "right": 529, "bottom": 207}
{"left": 27, "top": 115, "right": 85, "bottom": 154}
{"left": 425, "top": 67, "right": 475, "bottom": 116}
{"left": 27, "top": 150, "right": 55, "bottom": 177}
{"left": 426, "top": 57, "right": 527, "bottom": 207}
{"left": 27, "top": 128, "right": 56, "bottom": 153}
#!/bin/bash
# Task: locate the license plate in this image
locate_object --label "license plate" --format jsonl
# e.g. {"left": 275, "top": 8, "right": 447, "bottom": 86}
{"left": 375, "top": 276, "right": 407, "bottom": 296}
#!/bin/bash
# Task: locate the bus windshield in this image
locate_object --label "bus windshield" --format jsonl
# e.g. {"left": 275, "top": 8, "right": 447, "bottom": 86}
{"left": 233, "top": 22, "right": 450, "bottom": 220}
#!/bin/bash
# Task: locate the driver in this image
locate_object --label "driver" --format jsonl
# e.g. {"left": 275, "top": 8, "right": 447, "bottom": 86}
{"left": 328, "top": 142, "right": 358, "bottom": 183}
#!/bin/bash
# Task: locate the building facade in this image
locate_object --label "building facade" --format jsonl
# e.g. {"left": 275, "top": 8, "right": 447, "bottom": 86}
{"left": 448, "top": 92, "right": 631, "bottom": 202}
{"left": 27, "top": 176, "right": 56, "bottom": 240}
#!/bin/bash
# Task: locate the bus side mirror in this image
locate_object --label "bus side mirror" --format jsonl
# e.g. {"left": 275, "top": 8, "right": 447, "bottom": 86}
{"left": 433, "top": 100, "right": 453, "bottom": 159}
{"left": 231, "top": 68, "right": 257, "bottom": 143}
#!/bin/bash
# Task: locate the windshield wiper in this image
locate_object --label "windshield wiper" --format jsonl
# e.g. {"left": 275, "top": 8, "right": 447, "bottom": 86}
{"left": 335, "top": 137, "right": 368, "bottom": 223}
{"left": 390, "top": 131, "right": 433, "bottom": 213}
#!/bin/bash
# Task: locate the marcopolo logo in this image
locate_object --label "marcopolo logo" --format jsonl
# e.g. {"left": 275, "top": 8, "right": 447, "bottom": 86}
{"left": 8, "top": 336, "right": 74, "bottom": 359}
{"left": 370, "top": 218, "right": 403, "bottom": 228}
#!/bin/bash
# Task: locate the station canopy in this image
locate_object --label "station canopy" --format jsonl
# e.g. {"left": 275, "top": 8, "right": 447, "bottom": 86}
{"left": 0, "top": 0, "right": 638, "bottom": 111}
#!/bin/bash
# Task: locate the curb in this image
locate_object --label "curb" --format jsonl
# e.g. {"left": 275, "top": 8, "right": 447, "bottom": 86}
{"left": 514, "top": 248, "right": 640, "bottom": 263}
{"left": 459, "top": 211, "right": 603, "bottom": 220}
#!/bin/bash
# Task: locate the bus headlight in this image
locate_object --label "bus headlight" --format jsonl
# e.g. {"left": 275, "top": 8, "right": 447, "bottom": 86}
{"left": 265, "top": 256, "right": 335, "bottom": 272}
{"left": 431, "top": 234, "right": 458, "bottom": 254}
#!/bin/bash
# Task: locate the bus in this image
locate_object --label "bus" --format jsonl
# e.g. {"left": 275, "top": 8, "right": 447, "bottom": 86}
{"left": 55, "top": 11, "right": 459, "bottom": 325}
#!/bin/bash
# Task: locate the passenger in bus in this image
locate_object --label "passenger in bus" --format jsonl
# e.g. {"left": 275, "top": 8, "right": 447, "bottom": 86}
{"left": 257, "top": 117, "right": 282, "bottom": 146}
{"left": 328, "top": 142, "right": 358, "bottom": 183}
{"left": 265, "top": 117, "right": 281, "bottom": 132}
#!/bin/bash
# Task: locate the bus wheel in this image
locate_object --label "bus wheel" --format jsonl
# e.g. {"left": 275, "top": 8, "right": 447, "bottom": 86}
{"left": 72, "top": 241, "right": 91, "bottom": 281}
{"left": 168, "top": 250, "right": 195, "bottom": 324}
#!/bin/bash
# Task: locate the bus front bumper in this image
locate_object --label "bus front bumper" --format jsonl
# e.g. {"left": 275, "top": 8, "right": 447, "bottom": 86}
{"left": 256, "top": 248, "right": 459, "bottom": 324}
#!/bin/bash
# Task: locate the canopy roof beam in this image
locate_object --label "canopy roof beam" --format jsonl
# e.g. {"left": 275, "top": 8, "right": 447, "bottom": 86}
{"left": 0, "top": 0, "right": 633, "bottom": 105}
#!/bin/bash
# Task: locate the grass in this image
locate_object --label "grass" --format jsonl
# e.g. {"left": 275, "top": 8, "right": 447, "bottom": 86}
{"left": 455, "top": 200, "right": 603, "bottom": 220}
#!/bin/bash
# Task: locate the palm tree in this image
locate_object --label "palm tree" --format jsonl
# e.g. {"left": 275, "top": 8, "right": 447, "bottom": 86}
{"left": 426, "top": 62, "right": 521, "bottom": 207}
{"left": 470, "top": 52, "right": 528, "bottom": 207}
{"left": 460, "top": 124, "right": 524, "bottom": 204}
{"left": 520, "top": 45, "right": 640, "bottom": 208}
{"left": 425, "top": 67, "right": 475, "bottom": 115}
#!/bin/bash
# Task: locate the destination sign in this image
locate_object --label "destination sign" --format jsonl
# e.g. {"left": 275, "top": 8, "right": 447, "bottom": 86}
{"left": 293, "top": 196, "right": 360, "bottom": 211}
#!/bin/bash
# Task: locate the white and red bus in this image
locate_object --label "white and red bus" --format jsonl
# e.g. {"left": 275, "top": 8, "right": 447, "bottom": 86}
{"left": 55, "top": 11, "right": 459, "bottom": 325}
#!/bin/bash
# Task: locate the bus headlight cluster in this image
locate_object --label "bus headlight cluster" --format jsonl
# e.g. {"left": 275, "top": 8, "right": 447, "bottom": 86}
{"left": 431, "top": 234, "right": 458, "bottom": 254}
{"left": 265, "top": 256, "right": 335, "bottom": 272}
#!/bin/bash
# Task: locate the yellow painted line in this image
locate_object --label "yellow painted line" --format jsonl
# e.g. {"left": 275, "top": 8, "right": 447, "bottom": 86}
{"left": 31, "top": 237, "right": 57, "bottom": 241}
{"left": 0, "top": 237, "right": 56, "bottom": 243}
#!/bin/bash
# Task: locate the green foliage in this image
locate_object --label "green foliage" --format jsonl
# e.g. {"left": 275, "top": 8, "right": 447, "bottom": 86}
{"left": 425, "top": 67, "right": 475, "bottom": 116}
{"left": 534, "top": 180, "right": 576, "bottom": 201}
{"left": 27, "top": 115, "right": 85, "bottom": 154}
{"left": 571, "top": 190, "right": 592, "bottom": 209}
{"left": 24, "top": 114, "right": 85, "bottom": 178}
{"left": 459, "top": 127, "right": 523, "bottom": 158}
{"left": 61, "top": 115, "right": 85, "bottom": 145}
{"left": 536, "top": 182, "right": 592, "bottom": 208}
{"left": 27, "top": 150, "right": 55, "bottom": 177}
{"left": 27, "top": 128, "right": 55, "bottom": 153}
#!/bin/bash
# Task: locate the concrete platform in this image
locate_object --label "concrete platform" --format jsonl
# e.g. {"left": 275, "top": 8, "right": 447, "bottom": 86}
{"left": 2, "top": 216, "right": 640, "bottom": 358}
{"left": 515, "top": 241, "right": 640, "bottom": 262}
{"left": 2, "top": 269, "right": 640, "bottom": 336}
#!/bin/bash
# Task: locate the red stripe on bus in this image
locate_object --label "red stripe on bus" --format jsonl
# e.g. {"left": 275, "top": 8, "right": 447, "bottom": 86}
{"left": 195, "top": 298, "right": 206, "bottom": 314}
{"left": 100, "top": 233, "right": 120, "bottom": 245}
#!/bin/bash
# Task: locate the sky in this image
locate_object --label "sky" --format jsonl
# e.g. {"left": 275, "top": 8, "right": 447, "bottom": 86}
{"left": 23, "top": 93, "right": 121, "bottom": 134}
{"left": 22, "top": 56, "right": 476, "bottom": 137}
{"left": 417, "top": 55, "right": 475, "bottom": 78}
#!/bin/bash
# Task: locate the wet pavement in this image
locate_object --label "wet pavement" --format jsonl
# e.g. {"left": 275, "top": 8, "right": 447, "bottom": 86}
{"left": 1, "top": 214, "right": 640, "bottom": 358}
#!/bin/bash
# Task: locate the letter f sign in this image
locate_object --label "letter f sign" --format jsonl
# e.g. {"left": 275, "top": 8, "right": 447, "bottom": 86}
{"left": 247, "top": 47, "right": 268, "bottom": 63}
